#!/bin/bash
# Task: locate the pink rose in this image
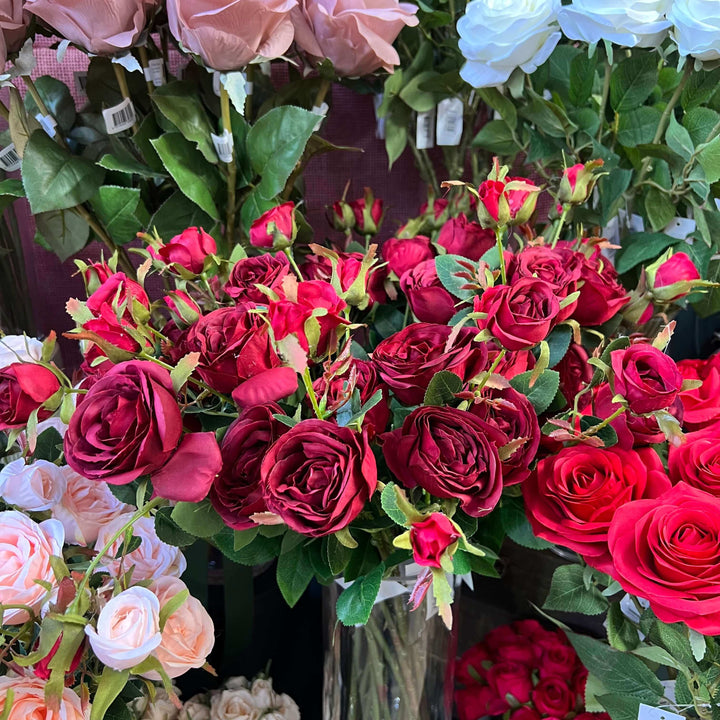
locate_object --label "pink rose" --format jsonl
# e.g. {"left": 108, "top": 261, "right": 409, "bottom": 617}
{"left": 0, "top": 458, "right": 66, "bottom": 512}
{"left": 650, "top": 251, "right": 701, "bottom": 302}
{"left": 150, "top": 226, "right": 217, "bottom": 275}
{"left": 400, "top": 259, "right": 457, "bottom": 324}
{"left": 0, "top": 1, "right": 28, "bottom": 69}
{"left": 0, "top": 677, "right": 85, "bottom": 720}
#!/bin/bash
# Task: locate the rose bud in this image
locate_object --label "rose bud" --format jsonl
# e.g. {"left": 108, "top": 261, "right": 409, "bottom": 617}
{"left": 249, "top": 202, "right": 297, "bottom": 250}
{"left": 0, "top": 363, "right": 61, "bottom": 431}
{"left": 327, "top": 200, "right": 356, "bottom": 233}
{"left": 477, "top": 176, "right": 541, "bottom": 229}
{"left": 350, "top": 188, "right": 384, "bottom": 235}
{"left": 557, "top": 159, "right": 604, "bottom": 206}
{"left": 164, "top": 290, "right": 201, "bottom": 326}
{"left": 409, "top": 512, "right": 461, "bottom": 568}
{"left": 76, "top": 260, "right": 113, "bottom": 295}
{"left": 150, "top": 226, "right": 217, "bottom": 275}
{"left": 646, "top": 250, "right": 704, "bottom": 303}
{"left": 420, "top": 197, "right": 450, "bottom": 228}
{"left": 34, "top": 634, "right": 84, "bottom": 681}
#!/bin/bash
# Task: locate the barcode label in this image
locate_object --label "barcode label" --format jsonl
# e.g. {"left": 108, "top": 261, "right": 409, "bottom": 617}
{"left": 437, "top": 97, "right": 463, "bottom": 146}
{"left": 74, "top": 71, "right": 88, "bottom": 95}
{"left": 144, "top": 58, "right": 165, "bottom": 87}
{"left": 416, "top": 108, "right": 436, "bottom": 150}
{"left": 374, "top": 94, "right": 385, "bottom": 140}
{"left": 35, "top": 113, "right": 57, "bottom": 138}
{"left": 0, "top": 144, "right": 21, "bottom": 171}
{"left": 211, "top": 129, "right": 234, "bottom": 163}
{"left": 102, "top": 98, "right": 136, "bottom": 134}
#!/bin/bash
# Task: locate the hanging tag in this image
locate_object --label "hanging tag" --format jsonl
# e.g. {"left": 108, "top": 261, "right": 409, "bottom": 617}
{"left": 436, "top": 97, "right": 463, "bottom": 146}
{"left": 259, "top": 61, "right": 272, "bottom": 77}
{"left": 242, "top": 71, "right": 254, "bottom": 96}
{"left": 211, "top": 129, "right": 234, "bottom": 163}
{"left": 212, "top": 71, "right": 221, "bottom": 97}
{"left": 102, "top": 98, "right": 136, "bottom": 134}
{"left": 0, "top": 144, "right": 21, "bottom": 171}
{"left": 637, "top": 705, "right": 683, "bottom": 720}
{"left": 144, "top": 58, "right": 165, "bottom": 87}
{"left": 35, "top": 113, "right": 57, "bottom": 138}
{"left": 311, "top": 101, "right": 329, "bottom": 132}
{"left": 373, "top": 94, "right": 386, "bottom": 140}
{"left": 416, "top": 108, "right": 436, "bottom": 150}
{"left": 74, "top": 71, "right": 88, "bottom": 95}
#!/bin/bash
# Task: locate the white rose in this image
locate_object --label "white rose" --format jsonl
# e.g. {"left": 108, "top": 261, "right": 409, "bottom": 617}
{"left": 266, "top": 695, "right": 300, "bottom": 720}
{"left": 0, "top": 458, "right": 66, "bottom": 511}
{"left": 223, "top": 677, "right": 250, "bottom": 691}
{"left": 458, "top": 0, "right": 561, "bottom": 88}
{"left": 668, "top": 0, "right": 720, "bottom": 61}
{"left": 180, "top": 695, "right": 211, "bottom": 720}
{"left": 141, "top": 688, "right": 181, "bottom": 720}
{"left": 210, "top": 689, "right": 259, "bottom": 720}
{"left": 250, "top": 678, "right": 277, "bottom": 710}
{"left": 85, "top": 586, "right": 162, "bottom": 671}
{"left": 558, "top": 0, "right": 671, "bottom": 48}
{"left": 0, "top": 335, "right": 43, "bottom": 369}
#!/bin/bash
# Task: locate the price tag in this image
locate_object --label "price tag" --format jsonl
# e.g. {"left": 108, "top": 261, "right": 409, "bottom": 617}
{"left": 373, "top": 94, "right": 385, "bottom": 140}
{"left": 637, "top": 705, "right": 684, "bottom": 720}
{"left": 416, "top": 108, "right": 436, "bottom": 150}
{"left": 35, "top": 113, "right": 57, "bottom": 138}
{"left": 436, "top": 97, "right": 463, "bottom": 146}
{"left": 144, "top": 58, "right": 165, "bottom": 87}
{"left": 211, "top": 129, "right": 234, "bottom": 163}
{"left": 0, "top": 143, "right": 21, "bottom": 171}
{"left": 102, "top": 98, "right": 136, "bottom": 134}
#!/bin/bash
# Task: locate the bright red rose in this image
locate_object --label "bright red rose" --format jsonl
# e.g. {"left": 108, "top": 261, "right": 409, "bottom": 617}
{"left": 224, "top": 252, "right": 290, "bottom": 304}
{"left": 81, "top": 261, "right": 113, "bottom": 294}
{"left": 437, "top": 215, "right": 495, "bottom": 261}
{"left": 383, "top": 406, "right": 505, "bottom": 517}
{"left": 538, "top": 643, "right": 579, "bottom": 680}
{"left": 302, "top": 251, "right": 388, "bottom": 306}
{"left": 556, "top": 343, "right": 592, "bottom": 404}
{"left": 82, "top": 303, "right": 145, "bottom": 355}
{"left": 510, "top": 708, "right": 542, "bottom": 720}
{"left": 0, "top": 363, "right": 60, "bottom": 430}
{"left": 64, "top": 361, "right": 221, "bottom": 502}
{"left": 372, "top": 323, "right": 488, "bottom": 406}
{"left": 400, "top": 259, "right": 457, "bottom": 324}
{"left": 456, "top": 686, "right": 508, "bottom": 720}
{"left": 457, "top": 644, "right": 492, "bottom": 686}
{"left": 677, "top": 355, "right": 720, "bottom": 430}
{"left": 382, "top": 236, "right": 434, "bottom": 279}
{"left": 86, "top": 272, "right": 149, "bottom": 320}
{"left": 653, "top": 252, "right": 700, "bottom": 300}
{"left": 494, "top": 637, "right": 536, "bottom": 666}
{"left": 525, "top": 445, "right": 672, "bottom": 572}
{"left": 150, "top": 226, "right": 216, "bottom": 274}
{"left": 34, "top": 634, "right": 84, "bottom": 681}
{"left": 409, "top": 512, "right": 461, "bottom": 568}
{"left": 486, "top": 661, "right": 533, "bottom": 704}
{"left": 608, "top": 482, "right": 720, "bottom": 634}
{"left": 668, "top": 426, "right": 720, "bottom": 494}
{"left": 475, "top": 278, "right": 561, "bottom": 351}
{"left": 477, "top": 177, "right": 540, "bottom": 228}
{"left": 262, "top": 420, "right": 377, "bottom": 537}
{"left": 570, "top": 252, "right": 630, "bottom": 326}
{"left": 249, "top": 202, "right": 296, "bottom": 249}
{"left": 610, "top": 343, "right": 683, "bottom": 415}
{"left": 531, "top": 677, "right": 576, "bottom": 718}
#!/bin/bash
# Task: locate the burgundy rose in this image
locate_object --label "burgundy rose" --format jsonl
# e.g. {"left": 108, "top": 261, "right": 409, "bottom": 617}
{"left": 538, "top": 643, "right": 579, "bottom": 680}
{"left": 249, "top": 202, "right": 296, "bottom": 249}
{"left": 456, "top": 686, "right": 508, "bottom": 720}
{"left": 383, "top": 406, "right": 505, "bottom": 517}
{"left": 261, "top": 420, "right": 377, "bottom": 537}
{"left": 224, "top": 252, "right": 290, "bottom": 304}
{"left": 510, "top": 708, "right": 542, "bottom": 720}
{"left": 490, "top": 347, "right": 536, "bottom": 380}
{"left": 437, "top": 215, "right": 494, "bottom": 261}
{"left": 493, "top": 637, "right": 536, "bottom": 667}
{"left": 150, "top": 226, "right": 216, "bottom": 274}
{"left": 486, "top": 661, "right": 533, "bottom": 704}
{"left": 82, "top": 303, "right": 145, "bottom": 356}
{"left": 677, "top": 355, "right": 720, "bottom": 430}
{"left": 420, "top": 197, "right": 450, "bottom": 226}
{"left": 556, "top": 343, "right": 592, "bottom": 404}
{"left": 456, "top": 644, "right": 492, "bottom": 686}
{"left": 0, "top": 363, "right": 60, "bottom": 431}
{"left": 372, "top": 323, "right": 488, "bottom": 406}
{"left": 302, "top": 251, "right": 388, "bottom": 306}
{"left": 668, "top": 427, "right": 720, "bottom": 495}
{"left": 570, "top": 252, "right": 630, "bottom": 326}
{"left": 400, "top": 259, "right": 457, "bottom": 324}
{"left": 525, "top": 445, "right": 672, "bottom": 571}
{"left": 382, "top": 236, "right": 434, "bottom": 278}
{"left": 86, "top": 272, "right": 149, "bottom": 320}
{"left": 531, "top": 678, "right": 576, "bottom": 718}
{"left": 64, "top": 361, "right": 221, "bottom": 502}
{"left": 409, "top": 512, "right": 461, "bottom": 568}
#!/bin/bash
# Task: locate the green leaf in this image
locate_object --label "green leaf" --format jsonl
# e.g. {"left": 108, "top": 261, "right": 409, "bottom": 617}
{"left": 240, "top": 187, "right": 280, "bottom": 233}
{"left": 385, "top": 103, "right": 410, "bottom": 169}
{"left": 544, "top": 564, "right": 609, "bottom": 615}
{"left": 381, "top": 482, "right": 408, "bottom": 526}
{"left": 435, "top": 254, "right": 478, "bottom": 301}
{"left": 32, "top": 427, "right": 63, "bottom": 462}
{"left": 509, "top": 370, "right": 560, "bottom": 415}
{"left": 598, "top": 168, "right": 633, "bottom": 226}
{"left": 171, "top": 500, "right": 225, "bottom": 538}
{"left": 24, "top": 76, "right": 76, "bottom": 132}
{"left": 154, "top": 507, "right": 196, "bottom": 547}
{"left": 666, "top": 114, "right": 694, "bottom": 161}
{"left": 500, "top": 495, "right": 553, "bottom": 550}
{"left": 246, "top": 106, "right": 318, "bottom": 200}
{"left": 684, "top": 107, "right": 720, "bottom": 146}
{"left": 233, "top": 527, "right": 259, "bottom": 551}
{"left": 681, "top": 67, "right": 720, "bottom": 110}
{"left": 579, "top": 415, "right": 618, "bottom": 448}
{"left": 617, "top": 106, "right": 662, "bottom": 147}
{"left": 615, "top": 232, "right": 678, "bottom": 274}
{"left": 607, "top": 602, "right": 641, "bottom": 651}
{"left": 90, "top": 667, "right": 130, "bottom": 720}
{"left": 477, "top": 88, "right": 517, "bottom": 130}
{"left": 689, "top": 628, "right": 707, "bottom": 662}
{"left": 424, "top": 370, "right": 463, "bottom": 406}
{"left": 148, "top": 191, "right": 213, "bottom": 241}
{"left": 213, "top": 527, "right": 283, "bottom": 566}
{"left": 159, "top": 588, "right": 189, "bottom": 630}
{"left": 326, "top": 535, "right": 352, "bottom": 575}
{"left": 597, "top": 694, "right": 642, "bottom": 720}
{"left": 472, "top": 119, "right": 519, "bottom": 156}
{"left": 399, "top": 71, "right": 438, "bottom": 112}
{"left": 22, "top": 130, "right": 105, "bottom": 214}
{"left": 569, "top": 52, "right": 598, "bottom": 106}
{"left": 98, "top": 153, "right": 165, "bottom": 180}
{"left": 644, "top": 187, "right": 676, "bottom": 233}
{"left": 697, "top": 135, "right": 720, "bottom": 184}
{"left": 276, "top": 536, "right": 314, "bottom": 608}
{"left": 90, "top": 186, "right": 146, "bottom": 245}
{"left": 336, "top": 564, "right": 384, "bottom": 626}
{"left": 610, "top": 54, "right": 658, "bottom": 112}
{"left": 34, "top": 209, "right": 90, "bottom": 261}
{"left": 546, "top": 325, "right": 572, "bottom": 368}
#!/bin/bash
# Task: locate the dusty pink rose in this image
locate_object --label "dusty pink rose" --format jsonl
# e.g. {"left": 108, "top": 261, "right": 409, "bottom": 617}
{"left": 168, "top": 0, "right": 297, "bottom": 71}
{"left": 0, "top": 676, "right": 85, "bottom": 720}
{"left": 0, "top": 1, "right": 28, "bottom": 69}
{"left": 292, "top": 0, "right": 418, "bottom": 76}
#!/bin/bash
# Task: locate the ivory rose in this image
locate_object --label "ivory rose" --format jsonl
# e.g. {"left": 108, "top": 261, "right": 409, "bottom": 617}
{"left": 210, "top": 688, "right": 259, "bottom": 720}
{"left": 668, "top": 0, "right": 720, "bottom": 61}
{"left": 0, "top": 676, "right": 86, "bottom": 720}
{"left": 0, "top": 334, "right": 42, "bottom": 369}
{"left": 0, "top": 458, "right": 66, "bottom": 512}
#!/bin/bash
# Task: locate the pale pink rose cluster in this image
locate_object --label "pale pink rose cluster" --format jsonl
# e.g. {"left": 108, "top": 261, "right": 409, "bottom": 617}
{"left": 0, "top": 676, "right": 86, "bottom": 720}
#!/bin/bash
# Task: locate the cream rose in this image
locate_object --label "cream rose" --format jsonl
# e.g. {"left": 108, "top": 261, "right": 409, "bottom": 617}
{"left": 180, "top": 694, "right": 211, "bottom": 720}
{"left": 250, "top": 678, "right": 276, "bottom": 709}
{"left": 85, "top": 586, "right": 162, "bottom": 671}
{"left": 458, "top": 0, "right": 561, "bottom": 88}
{"left": 0, "top": 676, "right": 86, "bottom": 720}
{"left": 210, "top": 689, "right": 259, "bottom": 720}
{"left": 668, "top": 0, "right": 720, "bottom": 61}
{"left": 141, "top": 688, "right": 181, "bottom": 720}
{"left": 0, "top": 458, "right": 66, "bottom": 512}
{"left": 0, "top": 335, "right": 43, "bottom": 369}
{"left": 0, "top": 511, "right": 64, "bottom": 624}
{"left": 264, "top": 695, "right": 300, "bottom": 720}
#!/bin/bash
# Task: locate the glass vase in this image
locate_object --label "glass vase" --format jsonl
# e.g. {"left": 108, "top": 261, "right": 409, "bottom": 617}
{"left": 323, "top": 563, "right": 458, "bottom": 720}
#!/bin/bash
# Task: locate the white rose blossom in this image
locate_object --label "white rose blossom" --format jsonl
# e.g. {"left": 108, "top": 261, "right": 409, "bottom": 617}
{"left": 457, "top": 0, "right": 561, "bottom": 88}
{"left": 210, "top": 689, "right": 259, "bottom": 720}
{"left": 180, "top": 695, "right": 211, "bottom": 720}
{"left": 0, "top": 459, "right": 66, "bottom": 512}
{"left": 250, "top": 678, "right": 277, "bottom": 709}
{"left": 0, "top": 335, "right": 43, "bottom": 368}
{"left": 668, "top": 0, "right": 720, "bottom": 61}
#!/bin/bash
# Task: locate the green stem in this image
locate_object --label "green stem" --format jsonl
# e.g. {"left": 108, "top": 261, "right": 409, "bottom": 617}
{"left": 112, "top": 62, "right": 140, "bottom": 134}
{"left": 495, "top": 228, "right": 507, "bottom": 284}
{"left": 284, "top": 248, "right": 303, "bottom": 279}
{"left": 474, "top": 348, "right": 507, "bottom": 393}
{"left": 303, "top": 369, "right": 323, "bottom": 419}
{"left": 584, "top": 406, "right": 625, "bottom": 437}
{"left": 596, "top": 58, "right": 611, "bottom": 143}
{"left": 220, "top": 83, "right": 238, "bottom": 249}
{"left": 138, "top": 45, "right": 155, "bottom": 95}
{"left": 314, "top": 77, "right": 332, "bottom": 110}
{"left": 550, "top": 204, "right": 570, "bottom": 248}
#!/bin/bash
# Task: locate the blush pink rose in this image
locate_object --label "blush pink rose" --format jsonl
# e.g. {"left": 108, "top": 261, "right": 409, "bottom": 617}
{"left": 0, "top": 458, "right": 66, "bottom": 512}
{"left": 0, "top": 676, "right": 85, "bottom": 720}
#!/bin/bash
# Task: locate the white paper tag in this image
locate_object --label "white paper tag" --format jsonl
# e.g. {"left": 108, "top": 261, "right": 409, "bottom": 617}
{"left": 0, "top": 143, "right": 21, "bottom": 171}
{"left": 259, "top": 61, "right": 271, "bottom": 77}
{"left": 212, "top": 71, "right": 221, "bottom": 97}
{"left": 74, "top": 71, "right": 88, "bottom": 95}
{"left": 243, "top": 71, "right": 254, "bottom": 96}
{"left": 664, "top": 216, "right": 696, "bottom": 240}
{"left": 102, "top": 98, "right": 136, "bottom": 134}
{"left": 211, "top": 129, "right": 234, "bottom": 163}
{"left": 311, "top": 101, "right": 329, "bottom": 132}
{"left": 637, "top": 704, "right": 684, "bottom": 720}
{"left": 437, "top": 97, "right": 463, "bottom": 146}
{"left": 144, "top": 58, "right": 165, "bottom": 87}
{"left": 373, "top": 94, "right": 385, "bottom": 140}
{"left": 416, "top": 109, "right": 436, "bottom": 150}
{"left": 35, "top": 113, "right": 57, "bottom": 138}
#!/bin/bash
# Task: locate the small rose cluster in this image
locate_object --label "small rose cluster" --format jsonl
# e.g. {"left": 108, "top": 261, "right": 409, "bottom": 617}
{"left": 455, "top": 620, "right": 603, "bottom": 720}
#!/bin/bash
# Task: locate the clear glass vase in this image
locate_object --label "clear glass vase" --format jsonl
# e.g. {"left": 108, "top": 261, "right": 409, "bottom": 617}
{"left": 323, "top": 563, "right": 458, "bottom": 720}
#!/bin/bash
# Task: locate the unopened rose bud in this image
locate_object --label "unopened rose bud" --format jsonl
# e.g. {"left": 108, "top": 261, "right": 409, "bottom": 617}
{"left": 165, "top": 290, "right": 201, "bottom": 326}
{"left": 350, "top": 188, "right": 384, "bottom": 235}
{"left": 327, "top": 200, "right": 356, "bottom": 232}
{"left": 249, "top": 202, "right": 297, "bottom": 250}
{"left": 476, "top": 177, "right": 541, "bottom": 229}
{"left": 409, "top": 512, "right": 461, "bottom": 569}
{"left": 647, "top": 250, "right": 703, "bottom": 303}
{"left": 557, "top": 159, "right": 604, "bottom": 205}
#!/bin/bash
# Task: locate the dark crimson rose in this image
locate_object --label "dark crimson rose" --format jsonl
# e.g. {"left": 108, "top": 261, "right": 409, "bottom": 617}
{"left": 409, "top": 512, "right": 461, "bottom": 568}
{"left": 483, "top": 624, "right": 521, "bottom": 650}
{"left": 531, "top": 678, "right": 576, "bottom": 718}
{"left": 486, "top": 661, "right": 533, "bottom": 704}
{"left": 677, "top": 355, "right": 720, "bottom": 430}
{"left": 349, "top": 191, "right": 383, "bottom": 235}
{"left": 510, "top": 708, "right": 542, "bottom": 720}
{"left": 382, "top": 236, "right": 434, "bottom": 278}
{"left": 383, "top": 406, "right": 505, "bottom": 517}
{"left": 489, "top": 347, "right": 536, "bottom": 380}
{"left": 0, "top": 363, "right": 60, "bottom": 430}
{"left": 668, "top": 427, "right": 720, "bottom": 494}
{"left": 86, "top": 272, "right": 149, "bottom": 319}
{"left": 608, "top": 482, "right": 720, "bottom": 634}
{"left": 456, "top": 686, "right": 509, "bottom": 720}
{"left": 302, "top": 251, "right": 388, "bottom": 306}
{"left": 249, "top": 202, "right": 296, "bottom": 249}
{"left": 493, "top": 637, "right": 535, "bottom": 666}
{"left": 210, "top": 403, "right": 288, "bottom": 530}
{"left": 456, "top": 644, "right": 491, "bottom": 686}
{"left": 437, "top": 215, "right": 494, "bottom": 261}
{"left": 525, "top": 445, "right": 671, "bottom": 571}
{"left": 261, "top": 420, "right": 377, "bottom": 537}
{"left": 475, "top": 278, "right": 561, "bottom": 351}
{"left": 610, "top": 343, "right": 683, "bottom": 415}
{"left": 231, "top": 367, "right": 298, "bottom": 410}
{"left": 150, "top": 226, "right": 216, "bottom": 274}
{"left": 372, "top": 323, "right": 488, "bottom": 406}
{"left": 538, "top": 643, "right": 579, "bottom": 680}
{"left": 576, "top": 714, "right": 610, "bottom": 720}
{"left": 64, "top": 361, "right": 221, "bottom": 502}
{"left": 570, "top": 252, "right": 630, "bottom": 326}
{"left": 511, "top": 618, "right": 544, "bottom": 638}
{"left": 224, "top": 253, "right": 290, "bottom": 304}
{"left": 556, "top": 343, "right": 592, "bottom": 403}
{"left": 400, "top": 259, "right": 456, "bottom": 324}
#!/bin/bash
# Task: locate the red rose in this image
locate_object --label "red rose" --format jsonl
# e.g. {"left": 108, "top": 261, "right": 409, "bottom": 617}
{"left": 570, "top": 252, "right": 630, "bottom": 326}
{"left": 510, "top": 708, "right": 542, "bottom": 720}
{"left": 249, "top": 202, "right": 296, "bottom": 249}
{"left": 0, "top": 363, "right": 60, "bottom": 430}
{"left": 490, "top": 347, "right": 536, "bottom": 380}
{"left": 576, "top": 714, "right": 610, "bottom": 720}
{"left": 525, "top": 445, "right": 672, "bottom": 571}
{"left": 494, "top": 638, "right": 536, "bottom": 667}
{"left": 34, "top": 634, "right": 84, "bottom": 681}
{"left": 487, "top": 661, "right": 533, "bottom": 704}
{"left": 210, "top": 403, "right": 288, "bottom": 530}
{"left": 608, "top": 483, "right": 720, "bottom": 634}
{"left": 350, "top": 190, "right": 383, "bottom": 235}
{"left": 538, "top": 643, "right": 579, "bottom": 680}
{"left": 420, "top": 197, "right": 450, "bottom": 224}
{"left": 652, "top": 252, "right": 700, "bottom": 300}
{"left": 556, "top": 343, "right": 592, "bottom": 404}
{"left": 457, "top": 644, "right": 491, "bottom": 686}
{"left": 327, "top": 199, "right": 355, "bottom": 232}
{"left": 409, "top": 512, "right": 461, "bottom": 568}
{"left": 81, "top": 261, "right": 113, "bottom": 294}
{"left": 82, "top": 303, "right": 145, "bottom": 355}
{"left": 150, "top": 226, "right": 217, "bottom": 274}
{"left": 531, "top": 678, "right": 576, "bottom": 718}
{"left": 557, "top": 160, "right": 603, "bottom": 205}
{"left": 610, "top": 343, "right": 683, "bottom": 415}
{"left": 511, "top": 619, "right": 545, "bottom": 638}
{"left": 677, "top": 355, "right": 720, "bottom": 430}
{"left": 302, "top": 251, "right": 388, "bottom": 306}
{"left": 437, "top": 216, "right": 494, "bottom": 261}
{"left": 400, "top": 259, "right": 457, "bottom": 324}
{"left": 668, "top": 427, "right": 720, "bottom": 494}
{"left": 383, "top": 406, "right": 505, "bottom": 517}
{"left": 456, "top": 686, "right": 508, "bottom": 720}
{"left": 262, "top": 420, "right": 377, "bottom": 537}
{"left": 164, "top": 290, "right": 201, "bottom": 326}
{"left": 382, "top": 236, "right": 434, "bottom": 278}
{"left": 64, "top": 361, "right": 221, "bottom": 502}
{"left": 86, "top": 272, "right": 149, "bottom": 320}
{"left": 484, "top": 625, "right": 521, "bottom": 650}
{"left": 477, "top": 177, "right": 540, "bottom": 228}
{"left": 372, "top": 323, "right": 488, "bottom": 406}
{"left": 224, "top": 252, "right": 290, "bottom": 304}
{"left": 475, "top": 278, "right": 561, "bottom": 351}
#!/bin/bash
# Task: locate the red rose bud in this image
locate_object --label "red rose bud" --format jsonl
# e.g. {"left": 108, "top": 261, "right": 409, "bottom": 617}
{"left": 249, "top": 202, "right": 297, "bottom": 249}
{"left": 409, "top": 513, "right": 461, "bottom": 568}
{"left": 327, "top": 200, "right": 356, "bottom": 232}
{"left": 164, "top": 290, "right": 201, "bottom": 326}
{"left": 86, "top": 273, "right": 150, "bottom": 323}
{"left": 419, "top": 197, "right": 450, "bottom": 228}
{"left": 350, "top": 188, "right": 384, "bottom": 235}
{"left": 34, "top": 635, "right": 84, "bottom": 681}
{"left": 557, "top": 159, "right": 604, "bottom": 205}
{"left": 0, "top": 363, "right": 61, "bottom": 430}
{"left": 477, "top": 177, "right": 541, "bottom": 229}
{"left": 77, "top": 260, "right": 113, "bottom": 295}
{"left": 646, "top": 250, "right": 704, "bottom": 303}
{"left": 150, "top": 227, "right": 217, "bottom": 275}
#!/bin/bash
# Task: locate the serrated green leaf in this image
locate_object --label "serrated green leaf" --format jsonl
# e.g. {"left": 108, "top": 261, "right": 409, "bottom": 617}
{"left": 666, "top": 113, "right": 694, "bottom": 161}
{"left": 697, "top": 135, "right": 720, "bottom": 184}
{"left": 336, "top": 564, "right": 384, "bottom": 626}
{"left": 276, "top": 536, "right": 314, "bottom": 608}
{"left": 607, "top": 602, "right": 640, "bottom": 650}
{"left": 435, "top": 254, "right": 478, "bottom": 301}
{"left": 380, "top": 482, "right": 408, "bottom": 526}
{"left": 544, "top": 564, "right": 609, "bottom": 615}
{"left": 90, "top": 185, "right": 146, "bottom": 246}
{"left": 610, "top": 54, "right": 658, "bottom": 112}
{"left": 509, "top": 370, "right": 560, "bottom": 415}
{"left": 154, "top": 507, "right": 195, "bottom": 547}
{"left": 171, "top": 499, "right": 224, "bottom": 538}
{"left": 234, "top": 527, "right": 259, "bottom": 551}
{"left": 423, "top": 370, "right": 463, "bottom": 407}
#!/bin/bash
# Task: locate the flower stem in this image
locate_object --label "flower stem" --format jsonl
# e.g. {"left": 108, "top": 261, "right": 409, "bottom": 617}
{"left": 584, "top": 406, "right": 625, "bottom": 438}
{"left": 284, "top": 248, "right": 303, "bottom": 279}
{"left": 303, "top": 368, "right": 323, "bottom": 419}
{"left": 596, "top": 58, "right": 611, "bottom": 142}
{"left": 72, "top": 205, "right": 136, "bottom": 277}
{"left": 550, "top": 205, "right": 570, "bottom": 248}
{"left": 112, "top": 62, "right": 140, "bottom": 134}
{"left": 495, "top": 228, "right": 507, "bottom": 284}
{"left": 138, "top": 45, "right": 154, "bottom": 95}
{"left": 474, "top": 348, "right": 506, "bottom": 393}
{"left": 220, "top": 83, "right": 238, "bottom": 249}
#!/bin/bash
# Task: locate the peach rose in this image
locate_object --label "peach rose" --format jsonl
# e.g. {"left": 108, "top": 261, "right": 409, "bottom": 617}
{"left": 85, "top": 586, "right": 162, "bottom": 671}
{"left": 0, "top": 676, "right": 86, "bottom": 720}
{"left": 24, "top": 0, "right": 159, "bottom": 55}
{"left": 0, "top": 511, "right": 64, "bottom": 624}
{"left": 94, "top": 514, "right": 186, "bottom": 582}
{"left": 167, "top": 0, "right": 297, "bottom": 71}
{"left": 0, "top": 458, "right": 66, "bottom": 512}
{"left": 292, "top": 0, "right": 419, "bottom": 76}
{"left": 53, "top": 468, "right": 133, "bottom": 546}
